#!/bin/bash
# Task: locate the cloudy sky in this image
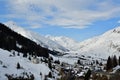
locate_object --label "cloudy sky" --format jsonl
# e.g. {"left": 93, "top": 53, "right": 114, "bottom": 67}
{"left": 0, "top": 0, "right": 120, "bottom": 41}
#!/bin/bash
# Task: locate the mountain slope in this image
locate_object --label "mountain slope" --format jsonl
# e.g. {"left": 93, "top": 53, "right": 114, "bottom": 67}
{"left": 5, "top": 21, "right": 68, "bottom": 53}
{"left": 78, "top": 27, "right": 120, "bottom": 59}
{"left": 0, "top": 48, "right": 50, "bottom": 80}
{"left": 46, "top": 27, "right": 120, "bottom": 59}
{"left": 0, "top": 23, "right": 50, "bottom": 57}
{"left": 45, "top": 35, "right": 81, "bottom": 51}
{"left": 4, "top": 21, "right": 120, "bottom": 59}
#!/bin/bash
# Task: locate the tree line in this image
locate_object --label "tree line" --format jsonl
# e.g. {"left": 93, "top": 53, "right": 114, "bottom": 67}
{"left": 106, "top": 55, "right": 120, "bottom": 71}
{"left": 0, "top": 23, "right": 50, "bottom": 58}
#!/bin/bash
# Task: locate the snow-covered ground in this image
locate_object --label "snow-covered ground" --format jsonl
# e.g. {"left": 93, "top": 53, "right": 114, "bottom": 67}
{"left": 0, "top": 49, "right": 50, "bottom": 80}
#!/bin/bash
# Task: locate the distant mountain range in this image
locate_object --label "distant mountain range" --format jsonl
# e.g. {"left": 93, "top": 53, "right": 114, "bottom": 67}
{"left": 46, "top": 27, "right": 120, "bottom": 59}
{"left": 4, "top": 21, "right": 120, "bottom": 59}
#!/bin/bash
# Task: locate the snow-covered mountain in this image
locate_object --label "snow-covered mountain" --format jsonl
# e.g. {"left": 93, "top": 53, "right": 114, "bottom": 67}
{"left": 46, "top": 27, "right": 120, "bottom": 59}
{"left": 5, "top": 21, "right": 68, "bottom": 53}
{"left": 4, "top": 21, "right": 120, "bottom": 59}
{"left": 45, "top": 35, "right": 81, "bottom": 51}
{"left": 78, "top": 27, "right": 120, "bottom": 59}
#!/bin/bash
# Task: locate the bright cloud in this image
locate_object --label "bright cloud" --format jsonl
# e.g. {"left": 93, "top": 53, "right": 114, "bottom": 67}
{"left": 5, "top": 0, "right": 120, "bottom": 29}
{"left": 117, "top": 20, "right": 120, "bottom": 24}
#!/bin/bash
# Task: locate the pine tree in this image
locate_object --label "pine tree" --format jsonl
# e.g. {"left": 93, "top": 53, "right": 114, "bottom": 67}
{"left": 40, "top": 72, "right": 42, "bottom": 80}
{"left": 99, "top": 62, "right": 103, "bottom": 66}
{"left": 48, "top": 59, "right": 52, "bottom": 69}
{"left": 113, "top": 55, "right": 118, "bottom": 67}
{"left": 17, "top": 62, "right": 20, "bottom": 69}
{"left": 119, "top": 56, "right": 120, "bottom": 65}
{"left": 77, "top": 59, "right": 81, "bottom": 65}
{"left": 12, "top": 51, "right": 15, "bottom": 56}
{"left": 96, "top": 60, "right": 99, "bottom": 64}
{"left": 17, "top": 52, "right": 20, "bottom": 56}
{"left": 48, "top": 72, "right": 52, "bottom": 78}
{"left": 30, "top": 74, "right": 35, "bottom": 80}
{"left": 23, "top": 53, "right": 27, "bottom": 57}
{"left": 106, "top": 56, "right": 112, "bottom": 71}
{"left": 84, "top": 69, "right": 91, "bottom": 80}
{"left": 54, "top": 60, "right": 60, "bottom": 64}
{"left": 28, "top": 56, "right": 31, "bottom": 61}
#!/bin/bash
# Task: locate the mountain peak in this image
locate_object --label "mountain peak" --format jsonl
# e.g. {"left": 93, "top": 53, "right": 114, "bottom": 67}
{"left": 5, "top": 21, "right": 17, "bottom": 26}
{"left": 4, "top": 21, "right": 68, "bottom": 53}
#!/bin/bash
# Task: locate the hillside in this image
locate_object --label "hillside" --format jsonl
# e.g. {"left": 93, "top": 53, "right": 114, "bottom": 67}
{"left": 0, "top": 23, "right": 49, "bottom": 57}
{"left": 0, "top": 48, "right": 50, "bottom": 80}
{"left": 78, "top": 27, "right": 120, "bottom": 59}
{"left": 45, "top": 35, "right": 80, "bottom": 51}
{"left": 5, "top": 21, "right": 68, "bottom": 53}
{"left": 46, "top": 27, "right": 120, "bottom": 59}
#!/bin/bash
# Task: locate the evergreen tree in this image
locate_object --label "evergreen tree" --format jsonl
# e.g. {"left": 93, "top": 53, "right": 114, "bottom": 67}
{"left": 23, "top": 53, "right": 27, "bottom": 57}
{"left": 84, "top": 69, "right": 91, "bottom": 80}
{"left": 106, "top": 56, "right": 112, "bottom": 71}
{"left": 49, "top": 56, "right": 53, "bottom": 61}
{"left": 113, "top": 55, "right": 118, "bottom": 67}
{"left": 48, "top": 72, "right": 52, "bottom": 78}
{"left": 96, "top": 60, "right": 99, "bottom": 64}
{"left": 119, "top": 56, "right": 120, "bottom": 65}
{"left": 12, "top": 51, "right": 15, "bottom": 56}
{"left": 17, "top": 52, "right": 20, "bottom": 56}
{"left": 28, "top": 56, "right": 31, "bottom": 61}
{"left": 17, "top": 62, "right": 20, "bottom": 69}
{"left": 99, "top": 62, "right": 103, "bottom": 66}
{"left": 30, "top": 74, "right": 35, "bottom": 80}
{"left": 40, "top": 72, "right": 42, "bottom": 80}
{"left": 54, "top": 60, "right": 60, "bottom": 64}
{"left": 48, "top": 59, "right": 52, "bottom": 69}
{"left": 77, "top": 59, "right": 82, "bottom": 65}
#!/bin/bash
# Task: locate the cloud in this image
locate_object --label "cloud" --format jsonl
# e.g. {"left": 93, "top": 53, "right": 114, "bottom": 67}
{"left": 117, "top": 20, "right": 120, "bottom": 24}
{"left": 4, "top": 0, "right": 120, "bottom": 29}
{"left": 29, "top": 23, "right": 42, "bottom": 29}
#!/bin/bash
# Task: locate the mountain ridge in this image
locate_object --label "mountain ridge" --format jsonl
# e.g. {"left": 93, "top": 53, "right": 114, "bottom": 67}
{"left": 5, "top": 21, "right": 68, "bottom": 53}
{"left": 0, "top": 22, "right": 50, "bottom": 57}
{"left": 4, "top": 21, "right": 120, "bottom": 59}
{"left": 46, "top": 26, "right": 120, "bottom": 59}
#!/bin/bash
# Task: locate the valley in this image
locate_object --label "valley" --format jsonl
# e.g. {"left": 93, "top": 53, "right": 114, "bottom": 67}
{"left": 0, "top": 22, "right": 120, "bottom": 80}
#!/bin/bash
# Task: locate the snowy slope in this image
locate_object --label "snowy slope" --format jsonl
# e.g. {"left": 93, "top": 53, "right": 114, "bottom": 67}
{"left": 0, "top": 49, "right": 50, "bottom": 80}
{"left": 46, "top": 27, "right": 120, "bottom": 59}
{"left": 4, "top": 21, "right": 68, "bottom": 53}
{"left": 45, "top": 35, "right": 81, "bottom": 51}
{"left": 77, "top": 27, "right": 120, "bottom": 59}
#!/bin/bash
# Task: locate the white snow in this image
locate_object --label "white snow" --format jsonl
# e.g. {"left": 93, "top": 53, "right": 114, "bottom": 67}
{"left": 0, "top": 48, "right": 50, "bottom": 80}
{"left": 16, "top": 43, "right": 22, "bottom": 48}
{"left": 45, "top": 35, "right": 81, "bottom": 51}
{"left": 112, "top": 65, "right": 120, "bottom": 73}
{"left": 46, "top": 27, "right": 120, "bottom": 59}
{"left": 77, "top": 72, "right": 84, "bottom": 77}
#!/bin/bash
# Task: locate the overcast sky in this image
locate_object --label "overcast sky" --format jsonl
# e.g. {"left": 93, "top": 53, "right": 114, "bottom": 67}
{"left": 0, "top": 0, "right": 120, "bottom": 41}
